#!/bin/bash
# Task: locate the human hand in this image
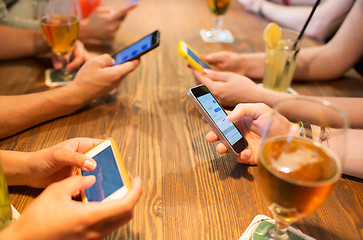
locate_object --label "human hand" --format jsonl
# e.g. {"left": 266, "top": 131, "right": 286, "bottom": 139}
{"left": 205, "top": 103, "right": 290, "bottom": 164}
{"left": 69, "top": 54, "right": 139, "bottom": 103}
{"left": 5, "top": 138, "right": 101, "bottom": 188}
{"left": 192, "top": 69, "right": 262, "bottom": 107}
{"left": 79, "top": 4, "right": 137, "bottom": 40}
{"left": 52, "top": 40, "right": 90, "bottom": 72}
{"left": 238, "top": 0, "right": 266, "bottom": 14}
{"left": 1, "top": 176, "right": 142, "bottom": 240}
{"left": 201, "top": 51, "right": 246, "bottom": 74}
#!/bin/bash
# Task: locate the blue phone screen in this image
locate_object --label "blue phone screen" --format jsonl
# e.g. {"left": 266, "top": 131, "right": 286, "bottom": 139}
{"left": 81, "top": 146, "right": 124, "bottom": 202}
{"left": 197, "top": 93, "right": 242, "bottom": 145}
{"left": 187, "top": 47, "right": 212, "bottom": 69}
{"left": 114, "top": 34, "right": 153, "bottom": 65}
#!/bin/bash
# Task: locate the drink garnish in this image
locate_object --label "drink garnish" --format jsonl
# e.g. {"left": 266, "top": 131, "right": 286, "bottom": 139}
{"left": 263, "top": 22, "right": 281, "bottom": 49}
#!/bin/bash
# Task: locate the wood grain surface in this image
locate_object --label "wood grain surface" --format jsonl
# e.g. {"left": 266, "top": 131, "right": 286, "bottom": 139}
{"left": 1, "top": 0, "right": 362, "bottom": 239}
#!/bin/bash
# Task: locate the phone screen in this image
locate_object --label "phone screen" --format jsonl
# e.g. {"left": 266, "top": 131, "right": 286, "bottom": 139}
{"left": 197, "top": 93, "right": 243, "bottom": 145}
{"left": 81, "top": 145, "right": 124, "bottom": 202}
{"left": 114, "top": 34, "right": 153, "bottom": 65}
{"left": 187, "top": 47, "right": 212, "bottom": 69}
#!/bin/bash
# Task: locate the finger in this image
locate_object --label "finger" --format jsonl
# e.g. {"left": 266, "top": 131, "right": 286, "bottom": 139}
{"left": 206, "top": 131, "right": 219, "bottom": 143}
{"left": 110, "top": 4, "right": 137, "bottom": 21}
{"left": 216, "top": 143, "right": 228, "bottom": 154}
{"left": 63, "top": 138, "right": 103, "bottom": 153}
{"left": 91, "top": 177, "right": 142, "bottom": 220}
{"left": 193, "top": 69, "right": 215, "bottom": 87}
{"left": 203, "top": 52, "right": 225, "bottom": 64}
{"left": 201, "top": 69, "right": 230, "bottom": 82}
{"left": 66, "top": 42, "right": 86, "bottom": 71}
{"left": 66, "top": 54, "right": 84, "bottom": 72}
{"left": 236, "top": 146, "right": 255, "bottom": 165}
{"left": 52, "top": 147, "right": 97, "bottom": 171}
{"left": 226, "top": 103, "right": 262, "bottom": 122}
{"left": 89, "top": 54, "right": 115, "bottom": 68}
{"left": 107, "top": 59, "right": 140, "bottom": 79}
{"left": 52, "top": 53, "right": 62, "bottom": 70}
{"left": 51, "top": 175, "right": 96, "bottom": 197}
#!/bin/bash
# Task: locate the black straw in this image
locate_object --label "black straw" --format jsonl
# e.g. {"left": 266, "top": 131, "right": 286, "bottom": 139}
{"left": 292, "top": 0, "right": 321, "bottom": 50}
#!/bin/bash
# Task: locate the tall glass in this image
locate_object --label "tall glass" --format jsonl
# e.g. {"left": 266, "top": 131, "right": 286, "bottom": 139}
{"left": 0, "top": 155, "right": 12, "bottom": 230}
{"left": 262, "top": 29, "right": 300, "bottom": 92}
{"left": 257, "top": 98, "right": 348, "bottom": 239}
{"left": 200, "top": 0, "right": 234, "bottom": 43}
{"left": 39, "top": 0, "right": 81, "bottom": 84}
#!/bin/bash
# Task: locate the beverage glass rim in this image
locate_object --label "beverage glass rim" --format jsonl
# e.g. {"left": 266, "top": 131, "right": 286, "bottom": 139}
{"left": 259, "top": 135, "right": 342, "bottom": 187}
{"left": 274, "top": 97, "right": 349, "bottom": 128}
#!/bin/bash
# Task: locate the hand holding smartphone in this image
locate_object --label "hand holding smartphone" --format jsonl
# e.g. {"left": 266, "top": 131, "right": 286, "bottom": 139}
{"left": 80, "top": 138, "right": 131, "bottom": 202}
{"left": 187, "top": 84, "right": 248, "bottom": 157}
{"left": 113, "top": 30, "right": 160, "bottom": 65}
{"left": 177, "top": 40, "right": 214, "bottom": 72}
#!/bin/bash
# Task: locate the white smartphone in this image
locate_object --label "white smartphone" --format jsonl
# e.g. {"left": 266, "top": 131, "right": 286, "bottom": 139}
{"left": 187, "top": 84, "right": 248, "bottom": 157}
{"left": 80, "top": 138, "right": 131, "bottom": 202}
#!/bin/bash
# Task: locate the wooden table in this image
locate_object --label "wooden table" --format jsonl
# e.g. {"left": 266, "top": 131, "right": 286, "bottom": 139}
{"left": 1, "top": 0, "right": 362, "bottom": 239}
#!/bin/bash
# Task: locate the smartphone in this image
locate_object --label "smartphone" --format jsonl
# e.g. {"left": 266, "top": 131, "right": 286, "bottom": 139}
{"left": 113, "top": 30, "right": 160, "bottom": 65}
{"left": 187, "top": 84, "right": 248, "bottom": 157}
{"left": 80, "top": 138, "right": 131, "bottom": 202}
{"left": 177, "top": 40, "right": 214, "bottom": 72}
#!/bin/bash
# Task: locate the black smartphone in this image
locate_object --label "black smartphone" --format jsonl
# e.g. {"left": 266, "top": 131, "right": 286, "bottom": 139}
{"left": 187, "top": 84, "right": 248, "bottom": 157}
{"left": 113, "top": 30, "right": 160, "bottom": 65}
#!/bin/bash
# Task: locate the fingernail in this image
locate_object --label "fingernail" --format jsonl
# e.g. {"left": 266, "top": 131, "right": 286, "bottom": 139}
{"left": 83, "top": 159, "right": 97, "bottom": 170}
{"left": 201, "top": 69, "right": 210, "bottom": 75}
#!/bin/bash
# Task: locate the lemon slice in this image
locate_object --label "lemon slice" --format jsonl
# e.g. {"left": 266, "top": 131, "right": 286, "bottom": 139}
{"left": 263, "top": 22, "right": 281, "bottom": 48}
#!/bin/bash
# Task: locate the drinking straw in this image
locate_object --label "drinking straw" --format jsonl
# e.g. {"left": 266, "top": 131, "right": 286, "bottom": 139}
{"left": 273, "top": 0, "right": 321, "bottom": 90}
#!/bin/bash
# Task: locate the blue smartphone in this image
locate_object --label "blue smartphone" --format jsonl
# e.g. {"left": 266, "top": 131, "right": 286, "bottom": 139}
{"left": 113, "top": 30, "right": 160, "bottom": 65}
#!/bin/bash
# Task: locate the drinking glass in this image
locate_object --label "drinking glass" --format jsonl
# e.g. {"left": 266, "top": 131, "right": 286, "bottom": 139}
{"left": 39, "top": 0, "right": 81, "bottom": 85}
{"left": 0, "top": 156, "right": 12, "bottom": 230}
{"left": 256, "top": 97, "right": 348, "bottom": 239}
{"left": 262, "top": 29, "right": 300, "bottom": 92}
{"left": 200, "top": 0, "right": 234, "bottom": 43}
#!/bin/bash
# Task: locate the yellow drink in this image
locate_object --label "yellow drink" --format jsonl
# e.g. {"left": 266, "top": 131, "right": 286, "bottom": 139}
{"left": 0, "top": 160, "right": 12, "bottom": 229}
{"left": 40, "top": 14, "right": 79, "bottom": 56}
{"left": 262, "top": 39, "right": 299, "bottom": 92}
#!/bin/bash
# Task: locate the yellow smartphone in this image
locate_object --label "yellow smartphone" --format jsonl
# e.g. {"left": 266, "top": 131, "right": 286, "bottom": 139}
{"left": 177, "top": 40, "right": 214, "bottom": 72}
{"left": 80, "top": 138, "right": 131, "bottom": 203}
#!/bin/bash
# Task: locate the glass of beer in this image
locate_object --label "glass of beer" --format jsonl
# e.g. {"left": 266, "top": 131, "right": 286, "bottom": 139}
{"left": 39, "top": 0, "right": 81, "bottom": 83}
{"left": 257, "top": 97, "right": 348, "bottom": 239}
{"left": 200, "top": 0, "right": 234, "bottom": 43}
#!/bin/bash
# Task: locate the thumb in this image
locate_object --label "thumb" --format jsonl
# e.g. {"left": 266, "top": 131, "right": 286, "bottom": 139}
{"left": 51, "top": 175, "right": 96, "bottom": 197}
{"left": 88, "top": 54, "right": 115, "bottom": 69}
{"left": 51, "top": 147, "right": 97, "bottom": 171}
{"left": 203, "top": 52, "right": 224, "bottom": 64}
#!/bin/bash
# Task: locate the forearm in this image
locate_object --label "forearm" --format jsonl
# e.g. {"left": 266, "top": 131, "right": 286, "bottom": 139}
{"left": 240, "top": 52, "right": 265, "bottom": 79}
{"left": 0, "top": 85, "right": 90, "bottom": 139}
{"left": 0, "top": 150, "right": 32, "bottom": 186}
{"left": 0, "top": 25, "right": 49, "bottom": 60}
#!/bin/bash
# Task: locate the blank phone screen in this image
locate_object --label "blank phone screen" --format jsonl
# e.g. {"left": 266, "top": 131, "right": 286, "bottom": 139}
{"left": 197, "top": 93, "right": 243, "bottom": 145}
{"left": 114, "top": 34, "right": 153, "bottom": 65}
{"left": 81, "top": 146, "right": 124, "bottom": 202}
